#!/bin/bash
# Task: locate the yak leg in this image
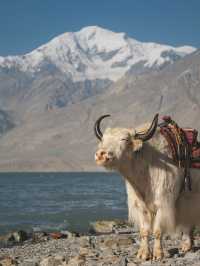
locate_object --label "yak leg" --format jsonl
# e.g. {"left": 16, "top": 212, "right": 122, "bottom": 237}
{"left": 136, "top": 206, "right": 152, "bottom": 260}
{"left": 176, "top": 192, "right": 197, "bottom": 253}
{"left": 153, "top": 201, "right": 177, "bottom": 260}
{"left": 125, "top": 180, "right": 152, "bottom": 260}
{"left": 153, "top": 229, "right": 163, "bottom": 260}
{"left": 180, "top": 227, "right": 193, "bottom": 253}
{"left": 153, "top": 209, "right": 164, "bottom": 260}
{"left": 137, "top": 228, "right": 151, "bottom": 260}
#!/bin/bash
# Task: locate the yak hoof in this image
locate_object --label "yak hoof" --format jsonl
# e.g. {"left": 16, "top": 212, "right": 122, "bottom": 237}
{"left": 181, "top": 242, "right": 192, "bottom": 253}
{"left": 137, "top": 247, "right": 151, "bottom": 261}
{"left": 153, "top": 247, "right": 164, "bottom": 261}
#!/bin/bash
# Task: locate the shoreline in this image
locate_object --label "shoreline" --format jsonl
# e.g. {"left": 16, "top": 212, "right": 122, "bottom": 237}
{"left": 0, "top": 171, "right": 108, "bottom": 174}
{"left": 1, "top": 221, "right": 200, "bottom": 266}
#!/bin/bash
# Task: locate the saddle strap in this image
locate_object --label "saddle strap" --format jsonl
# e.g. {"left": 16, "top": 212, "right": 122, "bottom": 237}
{"left": 159, "top": 116, "right": 192, "bottom": 191}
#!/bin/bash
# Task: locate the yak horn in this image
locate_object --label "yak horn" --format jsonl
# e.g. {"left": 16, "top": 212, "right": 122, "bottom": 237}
{"left": 135, "top": 113, "right": 159, "bottom": 141}
{"left": 94, "top": 114, "right": 110, "bottom": 141}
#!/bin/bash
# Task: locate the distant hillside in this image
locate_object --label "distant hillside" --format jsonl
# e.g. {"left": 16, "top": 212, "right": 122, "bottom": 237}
{"left": 0, "top": 27, "right": 198, "bottom": 171}
{"left": 0, "top": 109, "right": 15, "bottom": 136}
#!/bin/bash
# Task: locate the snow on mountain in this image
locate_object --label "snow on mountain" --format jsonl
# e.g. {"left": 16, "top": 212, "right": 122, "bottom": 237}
{"left": 0, "top": 26, "right": 196, "bottom": 82}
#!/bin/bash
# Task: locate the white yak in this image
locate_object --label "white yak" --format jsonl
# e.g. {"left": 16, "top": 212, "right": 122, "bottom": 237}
{"left": 94, "top": 114, "right": 200, "bottom": 260}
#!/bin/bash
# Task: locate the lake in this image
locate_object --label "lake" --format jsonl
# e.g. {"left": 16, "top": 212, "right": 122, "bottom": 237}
{"left": 0, "top": 172, "right": 127, "bottom": 234}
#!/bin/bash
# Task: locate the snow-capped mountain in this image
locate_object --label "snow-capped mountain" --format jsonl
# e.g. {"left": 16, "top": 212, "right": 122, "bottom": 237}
{"left": 0, "top": 26, "right": 199, "bottom": 171}
{"left": 0, "top": 26, "right": 196, "bottom": 82}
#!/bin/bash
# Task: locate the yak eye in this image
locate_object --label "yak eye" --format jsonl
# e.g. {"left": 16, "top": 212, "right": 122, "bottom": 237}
{"left": 121, "top": 138, "right": 129, "bottom": 142}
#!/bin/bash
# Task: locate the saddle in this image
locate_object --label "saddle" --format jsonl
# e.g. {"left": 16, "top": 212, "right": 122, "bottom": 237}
{"left": 159, "top": 116, "right": 200, "bottom": 191}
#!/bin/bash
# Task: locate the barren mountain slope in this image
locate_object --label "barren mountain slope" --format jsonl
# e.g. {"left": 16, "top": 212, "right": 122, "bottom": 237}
{"left": 0, "top": 50, "right": 199, "bottom": 171}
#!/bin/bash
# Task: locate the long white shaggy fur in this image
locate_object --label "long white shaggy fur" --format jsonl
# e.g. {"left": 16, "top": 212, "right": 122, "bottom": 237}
{"left": 95, "top": 124, "right": 200, "bottom": 260}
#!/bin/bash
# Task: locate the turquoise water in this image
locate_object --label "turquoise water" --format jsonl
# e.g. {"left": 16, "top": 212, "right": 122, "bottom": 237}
{"left": 0, "top": 172, "right": 127, "bottom": 234}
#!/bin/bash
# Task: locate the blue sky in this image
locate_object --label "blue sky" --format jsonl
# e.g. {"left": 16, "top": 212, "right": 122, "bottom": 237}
{"left": 0, "top": 0, "right": 200, "bottom": 56}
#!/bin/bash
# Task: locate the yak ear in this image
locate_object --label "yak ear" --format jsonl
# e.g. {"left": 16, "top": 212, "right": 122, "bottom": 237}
{"left": 132, "top": 139, "right": 143, "bottom": 152}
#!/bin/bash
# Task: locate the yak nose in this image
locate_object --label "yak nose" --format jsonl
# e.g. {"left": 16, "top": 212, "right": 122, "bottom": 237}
{"left": 95, "top": 150, "right": 114, "bottom": 162}
{"left": 99, "top": 150, "right": 106, "bottom": 156}
{"left": 95, "top": 150, "right": 106, "bottom": 160}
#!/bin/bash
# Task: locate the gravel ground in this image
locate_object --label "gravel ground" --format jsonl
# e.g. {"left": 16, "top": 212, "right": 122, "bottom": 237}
{"left": 0, "top": 222, "right": 200, "bottom": 265}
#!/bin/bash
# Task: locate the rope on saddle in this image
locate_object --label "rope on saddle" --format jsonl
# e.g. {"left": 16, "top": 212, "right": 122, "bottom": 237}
{"left": 159, "top": 116, "right": 192, "bottom": 191}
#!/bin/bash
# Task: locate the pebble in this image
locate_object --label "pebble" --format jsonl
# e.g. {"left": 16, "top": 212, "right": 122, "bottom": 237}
{"left": 20, "top": 259, "right": 39, "bottom": 266}
{"left": 0, "top": 221, "right": 200, "bottom": 266}
{"left": 0, "top": 257, "right": 17, "bottom": 266}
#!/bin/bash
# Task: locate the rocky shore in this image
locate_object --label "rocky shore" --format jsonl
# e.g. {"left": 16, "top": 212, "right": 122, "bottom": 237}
{"left": 0, "top": 221, "right": 200, "bottom": 266}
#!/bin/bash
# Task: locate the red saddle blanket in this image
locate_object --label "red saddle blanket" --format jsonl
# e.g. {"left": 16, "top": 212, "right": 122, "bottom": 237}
{"left": 182, "top": 128, "right": 200, "bottom": 168}
{"left": 160, "top": 117, "right": 200, "bottom": 169}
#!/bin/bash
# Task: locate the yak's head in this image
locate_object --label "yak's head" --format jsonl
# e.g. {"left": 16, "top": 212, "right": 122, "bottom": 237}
{"left": 94, "top": 114, "right": 158, "bottom": 170}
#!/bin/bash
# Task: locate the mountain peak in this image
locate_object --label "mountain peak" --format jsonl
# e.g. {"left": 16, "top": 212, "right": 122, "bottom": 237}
{"left": 77, "top": 25, "right": 128, "bottom": 39}
{"left": 78, "top": 25, "right": 107, "bottom": 34}
{"left": 0, "top": 26, "right": 196, "bottom": 82}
